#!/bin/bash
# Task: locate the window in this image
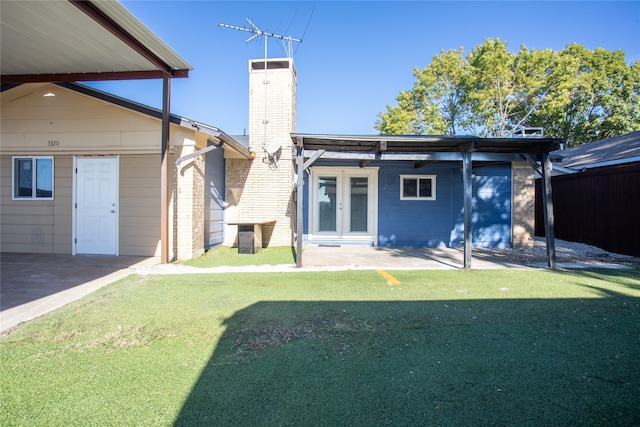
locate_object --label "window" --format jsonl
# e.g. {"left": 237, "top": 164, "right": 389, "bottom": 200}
{"left": 400, "top": 175, "right": 436, "bottom": 200}
{"left": 12, "top": 157, "right": 54, "bottom": 200}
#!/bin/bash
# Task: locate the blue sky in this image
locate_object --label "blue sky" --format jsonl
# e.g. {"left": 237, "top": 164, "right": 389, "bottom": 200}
{"left": 87, "top": 1, "right": 640, "bottom": 136}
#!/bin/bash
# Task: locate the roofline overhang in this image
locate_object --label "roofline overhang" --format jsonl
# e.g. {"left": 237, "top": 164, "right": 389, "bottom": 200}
{"left": 561, "top": 156, "right": 640, "bottom": 171}
{"left": 291, "top": 133, "right": 564, "bottom": 156}
{"left": 292, "top": 133, "right": 564, "bottom": 143}
{"left": 2, "top": 70, "right": 189, "bottom": 84}
{"left": 298, "top": 150, "right": 537, "bottom": 163}
{"left": 180, "top": 120, "right": 253, "bottom": 160}
{"left": 1, "top": 0, "right": 192, "bottom": 84}
{"left": 69, "top": 0, "right": 181, "bottom": 78}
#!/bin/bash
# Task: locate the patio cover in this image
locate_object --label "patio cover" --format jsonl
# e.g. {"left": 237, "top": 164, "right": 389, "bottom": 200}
{"left": 1, "top": 0, "right": 194, "bottom": 263}
{"left": 292, "top": 133, "right": 564, "bottom": 269}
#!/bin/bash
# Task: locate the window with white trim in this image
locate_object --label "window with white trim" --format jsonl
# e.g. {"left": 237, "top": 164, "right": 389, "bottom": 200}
{"left": 400, "top": 175, "right": 436, "bottom": 200}
{"left": 12, "top": 156, "right": 54, "bottom": 200}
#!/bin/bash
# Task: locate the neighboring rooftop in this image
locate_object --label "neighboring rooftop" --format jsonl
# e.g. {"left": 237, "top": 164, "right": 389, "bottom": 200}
{"left": 557, "top": 131, "right": 640, "bottom": 169}
{"left": 231, "top": 134, "right": 250, "bottom": 149}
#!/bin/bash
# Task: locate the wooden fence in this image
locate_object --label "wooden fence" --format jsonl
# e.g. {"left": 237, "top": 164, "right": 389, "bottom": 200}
{"left": 535, "top": 162, "right": 640, "bottom": 257}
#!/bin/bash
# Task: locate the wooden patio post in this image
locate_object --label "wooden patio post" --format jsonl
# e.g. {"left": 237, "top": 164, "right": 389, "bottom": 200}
{"left": 160, "top": 74, "right": 171, "bottom": 263}
{"left": 295, "top": 141, "right": 304, "bottom": 267}
{"left": 463, "top": 152, "right": 473, "bottom": 269}
{"left": 541, "top": 152, "right": 556, "bottom": 269}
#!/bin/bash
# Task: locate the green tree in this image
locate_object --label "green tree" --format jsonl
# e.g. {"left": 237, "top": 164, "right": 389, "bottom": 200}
{"left": 377, "top": 39, "right": 640, "bottom": 145}
{"left": 528, "top": 44, "right": 640, "bottom": 146}
{"left": 376, "top": 48, "right": 470, "bottom": 135}
{"left": 465, "top": 39, "right": 556, "bottom": 137}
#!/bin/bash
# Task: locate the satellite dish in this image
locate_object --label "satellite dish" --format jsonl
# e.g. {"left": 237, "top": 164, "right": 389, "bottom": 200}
{"left": 262, "top": 139, "right": 281, "bottom": 168}
{"left": 266, "top": 139, "right": 281, "bottom": 155}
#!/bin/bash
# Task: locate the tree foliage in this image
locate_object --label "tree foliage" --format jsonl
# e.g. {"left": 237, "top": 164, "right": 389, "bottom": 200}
{"left": 376, "top": 39, "right": 640, "bottom": 146}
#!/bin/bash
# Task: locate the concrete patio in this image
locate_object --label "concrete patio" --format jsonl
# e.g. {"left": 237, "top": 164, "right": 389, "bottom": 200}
{"left": 1, "top": 253, "right": 158, "bottom": 335}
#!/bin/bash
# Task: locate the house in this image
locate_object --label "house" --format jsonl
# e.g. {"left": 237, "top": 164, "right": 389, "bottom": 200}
{"left": 1, "top": 82, "right": 252, "bottom": 260}
{"left": 1, "top": 1, "right": 560, "bottom": 268}
{"left": 0, "top": 0, "right": 202, "bottom": 263}
{"left": 535, "top": 131, "right": 640, "bottom": 257}
{"left": 226, "top": 57, "right": 562, "bottom": 268}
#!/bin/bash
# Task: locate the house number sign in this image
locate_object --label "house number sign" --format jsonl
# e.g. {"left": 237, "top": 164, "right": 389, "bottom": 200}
{"left": 48, "top": 140, "right": 60, "bottom": 146}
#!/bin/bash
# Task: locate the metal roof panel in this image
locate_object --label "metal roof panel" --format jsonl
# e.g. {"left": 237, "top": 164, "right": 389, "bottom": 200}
{"left": 1, "top": 0, "right": 192, "bottom": 80}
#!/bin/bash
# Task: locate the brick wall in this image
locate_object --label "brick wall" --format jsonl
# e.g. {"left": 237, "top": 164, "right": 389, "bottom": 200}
{"left": 512, "top": 162, "right": 535, "bottom": 251}
{"left": 224, "top": 59, "right": 297, "bottom": 247}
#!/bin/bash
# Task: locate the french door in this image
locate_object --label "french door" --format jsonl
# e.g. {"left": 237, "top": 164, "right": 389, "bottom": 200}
{"left": 310, "top": 167, "right": 378, "bottom": 243}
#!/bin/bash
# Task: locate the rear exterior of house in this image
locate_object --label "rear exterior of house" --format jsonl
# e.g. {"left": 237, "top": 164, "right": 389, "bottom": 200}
{"left": 222, "top": 57, "right": 536, "bottom": 252}
{"left": 1, "top": 62, "right": 539, "bottom": 261}
{"left": 0, "top": 82, "right": 241, "bottom": 260}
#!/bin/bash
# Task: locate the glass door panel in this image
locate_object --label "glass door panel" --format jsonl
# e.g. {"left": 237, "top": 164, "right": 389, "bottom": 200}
{"left": 317, "top": 176, "right": 337, "bottom": 232}
{"left": 349, "top": 177, "right": 368, "bottom": 232}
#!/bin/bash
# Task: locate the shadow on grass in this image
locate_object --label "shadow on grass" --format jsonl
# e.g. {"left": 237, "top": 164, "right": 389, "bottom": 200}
{"left": 174, "top": 290, "right": 640, "bottom": 426}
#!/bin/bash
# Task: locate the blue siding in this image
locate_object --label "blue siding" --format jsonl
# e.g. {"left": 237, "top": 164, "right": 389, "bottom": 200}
{"left": 303, "top": 161, "right": 512, "bottom": 248}
{"left": 205, "top": 149, "right": 226, "bottom": 248}
{"left": 378, "top": 163, "right": 455, "bottom": 247}
{"left": 450, "top": 164, "right": 512, "bottom": 248}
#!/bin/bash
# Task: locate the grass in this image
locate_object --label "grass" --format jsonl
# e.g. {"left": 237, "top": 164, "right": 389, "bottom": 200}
{"left": 1, "top": 267, "right": 639, "bottom": 426}
{"left": 182, "top": 245, "right": 295, "bottom": 267}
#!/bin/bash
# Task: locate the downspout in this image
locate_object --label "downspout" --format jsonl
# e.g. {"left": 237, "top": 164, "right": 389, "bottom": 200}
{"left": 175, "top": 138, "right": 223, "bottom": 167}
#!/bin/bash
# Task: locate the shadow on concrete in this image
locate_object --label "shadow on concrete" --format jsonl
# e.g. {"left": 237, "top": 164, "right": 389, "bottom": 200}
{"left": 0, "top": 253, "right": 157, "bottom": 333}
{"left": 173, "top": 277, "right": 640, "bottom": 426}
{"left": 301, "top": 245, "right": 526, "bottom": 270}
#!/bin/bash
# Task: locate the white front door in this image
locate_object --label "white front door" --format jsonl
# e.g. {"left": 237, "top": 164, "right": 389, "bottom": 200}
{"left": 74, "top": 157, "right": 119, "bottom": 255}
{"left": 310, "top": 167, "right": 378, "bottom": 243}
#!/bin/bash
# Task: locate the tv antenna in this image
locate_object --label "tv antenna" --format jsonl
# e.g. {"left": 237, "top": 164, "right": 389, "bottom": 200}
{"left": 218, "top": 18, "right": 302, "bottom": 59}
{"left": 219, "top": 19, "right": 302, "bottom": 168}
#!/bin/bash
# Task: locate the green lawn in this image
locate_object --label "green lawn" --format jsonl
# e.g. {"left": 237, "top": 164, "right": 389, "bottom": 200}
{"left": 183, "top": 245, "right": 295, "bottom": 267}
{"left": 1, "top": 267, "right": 639, "bottom": 426}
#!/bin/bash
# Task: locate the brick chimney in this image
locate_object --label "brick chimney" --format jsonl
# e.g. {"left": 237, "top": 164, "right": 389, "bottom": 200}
{"left": 224, "top": 58, "right": 297, "bottom": 247}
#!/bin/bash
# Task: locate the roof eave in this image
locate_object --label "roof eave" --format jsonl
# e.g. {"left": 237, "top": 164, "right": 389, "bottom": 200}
{"left": 291, "top": 133, "right": 563, "bottom": 155}
{"left": 2, "top": 70, "right": 189, "bottom": 84}
{"left": 181, "top": 120, "right": 253, "bottom": 160}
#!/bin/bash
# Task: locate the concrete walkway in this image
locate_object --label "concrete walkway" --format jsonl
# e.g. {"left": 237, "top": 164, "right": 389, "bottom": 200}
{"left": 1, "top": 253, "right": 158, "bottom": 335}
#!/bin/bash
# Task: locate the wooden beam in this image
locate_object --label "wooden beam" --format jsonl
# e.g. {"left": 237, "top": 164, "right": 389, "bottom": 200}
{"left": 304, "top": 151, "right": 375, "bottom": 161}
{"left": 160, "top": 74, "right": 171, "bottom": 263}
{"left": 413, "top": 160, "right": 434, "bottom": 169}
{"left": 463, "top": 152, "right": 473, "bottom": 269}
{"left": 457, "top": 140, "right": 479, "bottom": 152}
{"left": 296, "top": 147, "right": 305, "bottom": 267}
{"left": 303, "top": 150, "right": 325, "bottom": 170}
{"left": 69, "top": 0, "right": 178, "bottom": 76}
{"left": 541, "top": 152, "right": 557, "bottom": 269}
{"left": 520, "top": 154, "right": 542, "bottom": 176}
{"left": 1, "top": 70, "right": 189, "bottom": 84}
{"left": 376, "top": 140, "right": 388, "bottom": 152}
